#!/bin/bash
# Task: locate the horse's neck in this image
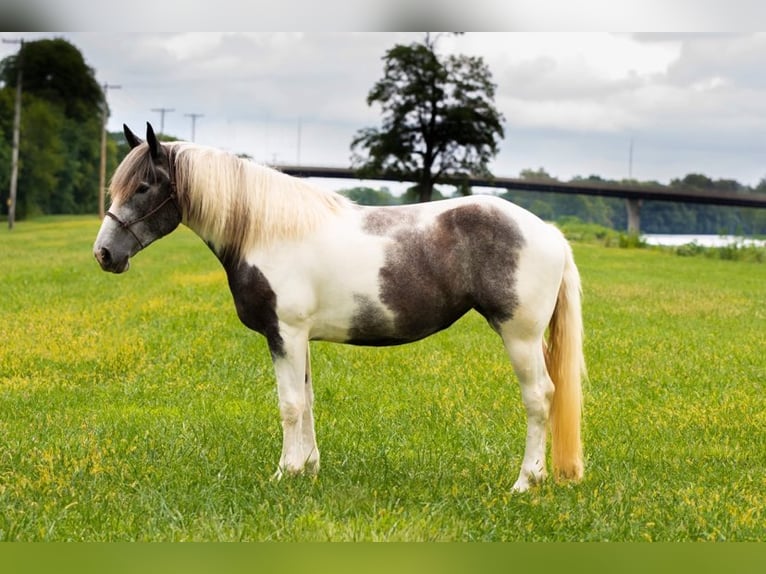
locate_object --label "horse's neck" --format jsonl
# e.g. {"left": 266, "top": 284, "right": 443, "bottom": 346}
{"left": 182, "top": 159, "right": 346, "bottom": 260}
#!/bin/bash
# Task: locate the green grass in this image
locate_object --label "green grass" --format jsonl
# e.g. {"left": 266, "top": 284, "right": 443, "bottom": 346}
{"left": 0, "top": 216, "right": 764, "bottom": 541}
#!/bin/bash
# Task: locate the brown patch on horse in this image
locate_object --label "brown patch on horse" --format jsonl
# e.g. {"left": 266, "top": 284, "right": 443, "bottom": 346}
{"left": 349, "top": 202, "right": 526, "bottom": 345}
{"left": 361, "top": 206, "right": 419, "bottom": 236}
{"left": 222, "top": 257, "right": 285, "bottom": 358}
{"left": 346, "top": 294, "right": 400, "bottom": 346}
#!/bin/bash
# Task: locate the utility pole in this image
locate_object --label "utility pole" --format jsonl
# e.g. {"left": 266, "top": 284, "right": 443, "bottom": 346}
{"left": 151, "top": 107, "right": 174, "bottom": 134}
{"left": 98, "top": 83, "right": 121, "bottom": 219}
{"left": 184, "top": 113, "right": 203, "bottom": 142}
{"left": 3, "top": 37, "right": 23, "bottom": 230}
{"left": 296, "top": 116, "right": 302, "bottom": 165}
{"left": 295, "top": 116, "right": 303, "bottom": 165}
{"left": 626, "top": 137, "right": 640, "bottom": 234}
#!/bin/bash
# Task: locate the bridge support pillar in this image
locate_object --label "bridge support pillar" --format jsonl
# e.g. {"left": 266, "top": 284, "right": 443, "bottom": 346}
{"left": 626, "top": 198, "right": 642, "bottom": 235}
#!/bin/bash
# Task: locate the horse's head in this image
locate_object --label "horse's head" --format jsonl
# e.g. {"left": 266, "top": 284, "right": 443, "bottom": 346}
{"left": 93, "top": 122, "right": 182, "bottom": 273}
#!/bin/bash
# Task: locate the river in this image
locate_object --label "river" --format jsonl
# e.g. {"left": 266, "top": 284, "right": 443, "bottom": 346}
{"left": 641, "top": 234, "right": 766, "bottom": 248}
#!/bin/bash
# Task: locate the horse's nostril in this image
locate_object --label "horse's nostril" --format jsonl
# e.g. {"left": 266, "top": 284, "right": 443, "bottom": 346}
{"left": 97, "top": 247, "right": 112, "bottom": 266}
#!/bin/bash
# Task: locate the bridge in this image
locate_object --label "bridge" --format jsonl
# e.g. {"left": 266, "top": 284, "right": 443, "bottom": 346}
{"left": 275, "top": 165, "right": 766, "bottom": 234}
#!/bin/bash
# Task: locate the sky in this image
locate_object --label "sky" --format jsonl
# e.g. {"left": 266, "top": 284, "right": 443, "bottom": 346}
{"left": 3, "top": 30, "right": 766, "bottom": 193}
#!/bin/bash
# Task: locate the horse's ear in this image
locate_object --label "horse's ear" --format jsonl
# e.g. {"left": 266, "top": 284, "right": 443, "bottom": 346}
{"left": 123, "top": 124, "right": 143, "bottom": 149}
{"left": 146, "top": 122, "right": 161, "bottom": 160}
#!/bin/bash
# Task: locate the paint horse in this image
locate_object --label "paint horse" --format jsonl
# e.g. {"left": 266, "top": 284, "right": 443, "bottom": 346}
{"left": 94, "top": 123, "right": 586, "bottom": 492}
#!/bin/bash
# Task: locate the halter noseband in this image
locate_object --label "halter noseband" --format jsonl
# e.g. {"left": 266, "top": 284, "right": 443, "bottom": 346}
{"left": 105, "top": 150, "right": 180, "bottom": 249}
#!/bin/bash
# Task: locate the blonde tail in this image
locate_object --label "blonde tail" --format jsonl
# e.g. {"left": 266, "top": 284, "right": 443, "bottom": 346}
{"left": 545, "top": 242, "right": 586, "bottom": 481}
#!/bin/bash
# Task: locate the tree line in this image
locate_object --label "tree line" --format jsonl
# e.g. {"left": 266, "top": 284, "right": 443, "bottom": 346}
{"left": 1, "top": 36, "right": 765, "bottom": 235}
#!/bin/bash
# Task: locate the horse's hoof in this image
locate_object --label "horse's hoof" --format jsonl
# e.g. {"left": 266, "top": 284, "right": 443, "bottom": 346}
{"left": 512, "top": 467, "right": 547, "bottom": 493}
{"left": 512, "top": 478, "right": 531, "bottom": 493}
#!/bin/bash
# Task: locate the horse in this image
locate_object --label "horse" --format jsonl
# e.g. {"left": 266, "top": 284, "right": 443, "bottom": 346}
{"left": 93, "top": 122, "right": 586, "bottom": 492}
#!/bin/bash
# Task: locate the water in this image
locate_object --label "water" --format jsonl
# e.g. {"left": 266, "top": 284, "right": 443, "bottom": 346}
{"left": 641, "top": 234, "right": 766, "bottom": 248}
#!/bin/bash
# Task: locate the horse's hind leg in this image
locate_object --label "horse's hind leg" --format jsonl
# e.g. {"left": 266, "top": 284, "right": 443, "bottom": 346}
{"left": 502, "top": 331, "right": 554, "bottom": 492}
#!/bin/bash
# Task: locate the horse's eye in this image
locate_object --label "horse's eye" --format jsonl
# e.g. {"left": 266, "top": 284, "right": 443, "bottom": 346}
{"left": 136, "top": 183, "right": 150, "bottom": 194}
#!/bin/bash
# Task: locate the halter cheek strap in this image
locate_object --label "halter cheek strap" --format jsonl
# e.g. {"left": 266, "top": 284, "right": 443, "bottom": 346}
{"left": 105, "top": 192, "right": 178, "bottom": 249}
{"left": 105, "top": 150, "right": 180, "bottom": 250}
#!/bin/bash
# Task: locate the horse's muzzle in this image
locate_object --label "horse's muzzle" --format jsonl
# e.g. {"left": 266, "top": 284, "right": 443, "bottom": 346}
{"left": 94, "top": 246, "right": 130, "bottom": 273}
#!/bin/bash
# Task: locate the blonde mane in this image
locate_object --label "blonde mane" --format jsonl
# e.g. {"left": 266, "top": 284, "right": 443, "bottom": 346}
{"left": 110, "top": 142, "right": 350, "bottom": 258}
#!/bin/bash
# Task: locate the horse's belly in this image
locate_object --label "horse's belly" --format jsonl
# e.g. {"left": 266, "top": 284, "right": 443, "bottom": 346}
{"left": 342, "top": 292, "right": 472, "bottom": 347}
{"left": 307, "top": 285, "right": 471, "bottom": 346}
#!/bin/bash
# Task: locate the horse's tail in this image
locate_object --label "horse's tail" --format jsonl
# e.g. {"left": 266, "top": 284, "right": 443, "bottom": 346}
{"left": 545, "top": 241, "right": 585, "bottom": 481}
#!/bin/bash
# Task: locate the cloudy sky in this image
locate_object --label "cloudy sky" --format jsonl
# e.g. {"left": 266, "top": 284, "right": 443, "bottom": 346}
{"left": 3, "top": 31, "right": 766, "bottom": 190}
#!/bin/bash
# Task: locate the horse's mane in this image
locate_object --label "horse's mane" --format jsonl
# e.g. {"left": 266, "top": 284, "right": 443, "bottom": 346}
{"left": 109, "top": 142, "right": 349, "bottom": 258}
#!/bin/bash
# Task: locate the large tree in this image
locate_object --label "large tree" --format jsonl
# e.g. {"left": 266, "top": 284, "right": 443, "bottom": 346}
{"left": 0, "top": 38, "right": 104, "bottom": 217}
{"left": 1, "top": 38, "right": 103, "bottom": 123}
{"left": 351, "top": 34, "right": 505, "bottom": 203}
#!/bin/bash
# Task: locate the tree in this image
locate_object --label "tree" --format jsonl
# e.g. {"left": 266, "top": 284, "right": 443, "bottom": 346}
{"left": 16, "top": 98, "right": 65, "bottom": 217}
{"left": 351, "top": 34, "right": 504, "bottom": 203}
{"left": 0, "top": 38, "right": 102, "bottom": 123}
{"left": 520, "top": 167, "right": 557, "bottom": 181}
{"left": 0, "top": 38, "right": 104, "bottom": 218}
{"left": 340, "top": 186, "right": 398, "bottom": 205}
{"left": 671, "top": 173, "right": 714, "bottom": 190}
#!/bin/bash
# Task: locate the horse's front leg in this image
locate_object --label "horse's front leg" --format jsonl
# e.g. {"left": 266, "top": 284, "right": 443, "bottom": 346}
{"left": 271, "top": 326, "right": 313, "bottom": 479}
{"left": 302, "top": 345, "right": 320, "bottom": 474}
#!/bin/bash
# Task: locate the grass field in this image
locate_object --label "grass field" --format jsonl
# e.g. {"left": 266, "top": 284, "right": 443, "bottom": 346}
{"left": 0, "top": 216, "right": 764, "bottom": 541}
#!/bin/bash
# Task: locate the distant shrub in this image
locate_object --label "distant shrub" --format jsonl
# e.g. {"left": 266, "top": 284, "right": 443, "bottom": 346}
{"left": 674, "top": 242, "right": 706, "bottom": 257}
{"left": 618, "top": 233, "right": 647, "bottom": 249}
{"left": 671, "top": 241, "right": 765, "bottom": 262}
{"left": 557, "top": 218, "right": 645, "bottom": 249}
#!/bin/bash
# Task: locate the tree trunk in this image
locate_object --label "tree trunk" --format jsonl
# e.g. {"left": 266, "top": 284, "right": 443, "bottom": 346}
{"left": 417, "top": 170, "right": 434, "bottom": 202}
{"left": 418, "top": 183, "right": 433, "bottom": 203}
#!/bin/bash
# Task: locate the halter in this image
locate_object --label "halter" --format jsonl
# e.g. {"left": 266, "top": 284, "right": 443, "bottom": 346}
{"left": 105, "top": 150, "right": 180, "bottom": 249}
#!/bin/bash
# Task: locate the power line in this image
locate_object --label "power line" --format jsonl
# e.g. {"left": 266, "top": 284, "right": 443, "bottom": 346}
{"left": 151, "top": 107, "right": 174, "bottom": 134}
{"left": 184, "top": 113, "right": 203, "bottom": 142}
